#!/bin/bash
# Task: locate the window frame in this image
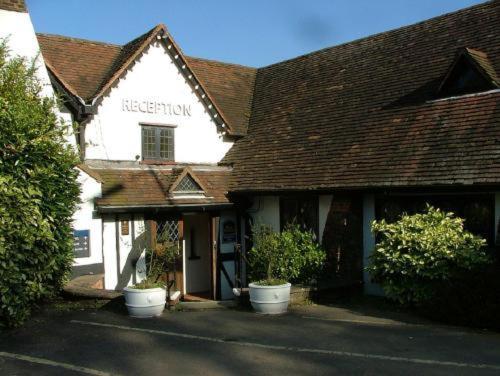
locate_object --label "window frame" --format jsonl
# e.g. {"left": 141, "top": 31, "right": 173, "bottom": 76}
{"left": 279, "top": 195, "right": 319, "bottom": 238}
{"left": 141, "top": 123, "right": 176, "bottom": 162}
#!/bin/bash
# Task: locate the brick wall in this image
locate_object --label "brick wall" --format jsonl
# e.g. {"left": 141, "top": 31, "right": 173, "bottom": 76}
{"left": 0, "top": 0, "right": 26, "bottom": 12}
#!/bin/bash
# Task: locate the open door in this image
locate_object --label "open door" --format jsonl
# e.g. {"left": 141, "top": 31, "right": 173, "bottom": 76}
{"left": 147, "top": 217, "right": 183, "bottom": 295}
{"left": 215, "top": 215, "right": 239, "bottom": 300}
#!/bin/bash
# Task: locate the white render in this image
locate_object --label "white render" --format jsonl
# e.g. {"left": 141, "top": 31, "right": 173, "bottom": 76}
{"left": 248, "top": 196, "right": 280, "bottom": 232}
{"left": 248, "top": 195, "right": 331, "bottom": 243}
{"left": 84, "top": 41, "right": 233, "bottom": 164}
{"left": 72, "top": 168, "right": 103, "bottom": 267}
{"left": 0, "top": 8, "right": 52, "bottom": 97}
{"left": 318, "top": 194, "right": 333, "bottom": 242}
{"left": 102, "top": 214, "right": 147, "bottom": 290}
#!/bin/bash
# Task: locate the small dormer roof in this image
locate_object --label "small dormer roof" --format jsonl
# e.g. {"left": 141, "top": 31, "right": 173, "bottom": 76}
{"left": 437, "top": 47, "right": 499, "bottom": 97}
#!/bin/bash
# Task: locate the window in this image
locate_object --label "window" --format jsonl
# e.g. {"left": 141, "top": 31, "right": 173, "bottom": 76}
{"left": 73, "top": 229, "right": 90, "bottom": 258}
{"left": 375, "top": 194, "right": 494, "bottom": 246}
{"left": 439, "top": 59, "right": 493, "bottom": 97}
{"left": 176, "top": 175, "right": 202, "bottom": 192}
{"left": 437, "top": 49, "right": 498, "bottom": 98}
{"left": 189, "top": 227, "right": 199, "bottom": 260}
{"left": 280, "top": 196, "right": 319, "bottom": 237}
{"left": 141, "top": 125, "right": 174, "bottom": 161}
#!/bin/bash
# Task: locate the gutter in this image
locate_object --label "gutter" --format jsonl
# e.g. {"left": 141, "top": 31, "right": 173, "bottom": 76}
{"left": 96, "top": 202, "right": 234, "bottom": 214}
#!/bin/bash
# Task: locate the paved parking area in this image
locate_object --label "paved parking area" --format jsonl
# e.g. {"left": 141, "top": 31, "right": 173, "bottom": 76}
{"left": 1, "top": 301, "right": 500, "bottom": 375}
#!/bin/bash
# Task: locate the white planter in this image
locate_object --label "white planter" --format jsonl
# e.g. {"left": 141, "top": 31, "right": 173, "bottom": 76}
{"left": 123, "top": 286, "right": 166, "bottom": 318}
{"left": 249, "top": 282, "right": 291, "bottom": 314}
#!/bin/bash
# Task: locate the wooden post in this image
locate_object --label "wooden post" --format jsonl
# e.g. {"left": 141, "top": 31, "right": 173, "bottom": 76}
{"left": 176, "top": 218, "right": 184, "bottom": 296}
{"left": 210, "top": 215, "right": 220, "bottom": 300}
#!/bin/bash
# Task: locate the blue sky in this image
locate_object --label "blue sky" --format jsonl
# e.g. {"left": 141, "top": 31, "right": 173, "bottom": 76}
{"left": 27, "top": 0, "right": 486, "bottom": 67}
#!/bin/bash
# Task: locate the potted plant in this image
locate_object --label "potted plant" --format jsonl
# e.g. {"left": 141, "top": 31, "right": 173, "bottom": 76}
{"left": 124, "top": 239, "right": 181, "bottom": 318}
{"left": 247, "top": 224, "right": 326, "bottom": 314}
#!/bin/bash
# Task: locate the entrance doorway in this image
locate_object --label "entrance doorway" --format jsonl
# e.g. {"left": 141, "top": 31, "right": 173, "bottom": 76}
{"left": 184, "top": 213, "right": 211, "bottom": 300}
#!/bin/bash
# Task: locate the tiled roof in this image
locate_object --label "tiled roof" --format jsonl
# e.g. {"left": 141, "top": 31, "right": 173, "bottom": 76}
{"left": 93, "top": 166, "right": 231, "bottom": 208}
{"left": 464, "top": 48, "right": 500, "bottom": 86}
{"left": 37, "top": 1, "right": 500, "bottom": 191}
{"left": 37, "top": 34, "right": 122, "bottom": 100}
{"left": 36, "top": 29, "right": 256, "bottom": 135}
{"left": 0, "top": 0, "right": 26, "bottom": 13}
{"left": 224, "top": 1, "right": 500, "bottom": 191}
{"left": 186, "top": 57, "right": 256, "bottom": 136}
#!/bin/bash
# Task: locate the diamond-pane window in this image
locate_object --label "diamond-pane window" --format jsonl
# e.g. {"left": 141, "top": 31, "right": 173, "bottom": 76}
{"left": 142, "top": 125, "right": 174, "bottom": 161}
{"left": 157, "top": 220, "right": 179, "bottom": 243}
{"left": 176, "top": 175, "right": 202, "bottom": 192}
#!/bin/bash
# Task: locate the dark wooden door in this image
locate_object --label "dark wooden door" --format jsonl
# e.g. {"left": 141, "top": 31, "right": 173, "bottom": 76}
{"left": 322, "top": 194, "right": 363, "bottom": 286}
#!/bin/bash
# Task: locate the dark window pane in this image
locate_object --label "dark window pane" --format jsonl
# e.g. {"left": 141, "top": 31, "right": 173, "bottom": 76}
{"left": 375, "top": 194, "right": 494, "bottom": 246}
{"left": 280, "top": 196, "right": 319, "bottom": 237}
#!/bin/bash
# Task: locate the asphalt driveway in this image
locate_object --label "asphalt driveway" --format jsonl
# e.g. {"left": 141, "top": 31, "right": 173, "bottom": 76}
{"left": 1, "top": 300, "right": 500, "bottom": 375}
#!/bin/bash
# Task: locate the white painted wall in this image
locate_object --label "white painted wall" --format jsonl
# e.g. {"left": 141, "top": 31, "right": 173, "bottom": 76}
{"left": 102, "top": 216, "right": 117, "bottom": 289}
{"left": 248, "top": 194, "right": 330, "bottom": 241}
{"left": 72, "top": 168, "right": 102, "bottom": 267}
{"left": 184, "top": 213, "right": 211, "bottom": 294}
{"left": 0, "top": 8, "right": 52, "bottom": 97}
{"left": 319, "top": 195, "right": 333, "bottom": 242}
{"left": 248, "top": 196, "right": 280, "bottom": 232}
{"left": 84, "top": 41, "right": 232, "bottom": 164}
{"left": 59, "top": 104, "right": 78, "bottom": 150}
{"left": 362, "top": 194, "right": 384, "bottom": 296}
{"left": 102, "top": 214, "right": 146, "bottom": 290}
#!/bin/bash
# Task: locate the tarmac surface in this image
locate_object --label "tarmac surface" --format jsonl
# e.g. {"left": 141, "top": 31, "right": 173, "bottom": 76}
{"left": 1, "top": 300, "right": 500, "bottom": 375}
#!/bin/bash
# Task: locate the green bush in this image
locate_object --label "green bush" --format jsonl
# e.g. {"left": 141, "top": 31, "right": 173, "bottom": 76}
{"left": 0, "top": 41, "right": 80, "bottom": 327}
{"left": 366, "top": 206, "right": 490, "bottom": 306}
{"left": 248, "top": 224, "right": 326, "bottom": 285}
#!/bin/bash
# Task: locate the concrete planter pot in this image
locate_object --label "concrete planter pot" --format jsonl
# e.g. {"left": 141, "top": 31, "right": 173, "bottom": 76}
{"left": 123, "top": 286, "right": 166, "bottom": 318}
{"left": 248, "top": 282, "right": 291, "bottom": 314}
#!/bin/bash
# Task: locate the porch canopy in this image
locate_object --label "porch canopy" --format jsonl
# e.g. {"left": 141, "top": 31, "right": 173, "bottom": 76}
{"left": 87, "top": 163, "right": 233, "bottom": 213}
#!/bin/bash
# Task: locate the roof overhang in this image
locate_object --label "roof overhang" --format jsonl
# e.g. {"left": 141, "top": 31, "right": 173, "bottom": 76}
{"left": 96, "top": 202, "right": 234, "bottom": 214}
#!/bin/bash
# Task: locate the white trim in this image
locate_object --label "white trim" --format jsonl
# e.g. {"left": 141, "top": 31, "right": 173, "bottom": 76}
{"left": 182, "top": 238, "right": 186, "bottom": 295}
{"left": 426, "top": 88, "right": 500, "bottom": 104}
{"left": 139, "top": 122, "right": 178, "bottom": 128}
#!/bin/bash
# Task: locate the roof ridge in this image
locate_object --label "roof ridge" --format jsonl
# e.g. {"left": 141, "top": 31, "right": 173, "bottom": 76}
{"left": 259, "top": 0, "right": 495, "bottom": 70}
{"left": 186, "top": 55, "right": 256, "bottom": 70}
{"left": 35, "top": 32, "right": 121, "bottom": 48}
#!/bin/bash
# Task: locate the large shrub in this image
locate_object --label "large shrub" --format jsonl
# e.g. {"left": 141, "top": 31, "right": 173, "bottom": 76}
{"left": 0, "top": 41, "right": 80, "bottom": 327}
{"left": 248, "top": 224, "right": 326, "bottom": 285}
{"left": 366, "top": 206, "right": 489, "bottom": 306}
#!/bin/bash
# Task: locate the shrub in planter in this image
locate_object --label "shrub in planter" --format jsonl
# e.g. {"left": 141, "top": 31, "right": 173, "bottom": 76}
{"left": 0, "top": 41, "right": 80, "bottom": 327}
{"left": 247, "top": 224, "right": 326, "bottom": 314}
{"left": 248, "top": 224, "right": 326, "bottom": 285}
{"left": 366, "top": 206, "right": 490, "bottom": 306}
{"left": 124, "top": 239, "right": 181, "bottom": 318}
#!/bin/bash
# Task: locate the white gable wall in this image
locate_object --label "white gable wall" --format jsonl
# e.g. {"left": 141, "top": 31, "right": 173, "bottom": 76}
{"left": 84, "top": 41, "right": 232, "bottom": 164}
{"left": 0, "top": 8, "right": 53, "bottom": 98}
{"left": 73, "top": 169, "right": 102, "bottom": 267}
